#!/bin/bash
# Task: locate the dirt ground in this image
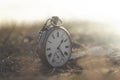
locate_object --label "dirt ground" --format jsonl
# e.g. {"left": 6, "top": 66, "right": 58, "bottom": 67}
{"left": 0, "top": 21, "right": 120, "bottom": 80}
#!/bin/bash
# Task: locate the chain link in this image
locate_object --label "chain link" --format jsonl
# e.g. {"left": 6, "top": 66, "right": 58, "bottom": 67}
{"left": 45, "top": 16, "right": 63, "bottom": 27}
{"left": 40, "top": 16, "right": 63, "bottom": 33}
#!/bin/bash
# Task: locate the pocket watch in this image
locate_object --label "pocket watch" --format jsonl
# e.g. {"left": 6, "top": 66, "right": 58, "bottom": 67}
{"left": 37, "top": 16, "right": 72, "bottom": 68}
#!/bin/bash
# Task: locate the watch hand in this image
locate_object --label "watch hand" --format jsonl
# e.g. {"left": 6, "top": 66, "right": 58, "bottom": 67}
{"left": 57, "top": 39, "right": 64, "bottom": 49}
{"left": 57, "top": 47, "right": 65, "bottom": 57}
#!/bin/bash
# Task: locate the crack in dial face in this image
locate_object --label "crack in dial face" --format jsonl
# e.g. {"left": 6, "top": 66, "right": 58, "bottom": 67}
{"left": 45, "top": 28, "right": 71, "bottom": 67}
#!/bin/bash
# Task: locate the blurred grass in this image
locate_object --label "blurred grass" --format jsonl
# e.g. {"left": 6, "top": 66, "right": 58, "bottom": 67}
{"left": 0, "top": 20, "right": 120, "bottom": 80}
{"left": 0, "top": 22, "right": 41, "bottom": 77}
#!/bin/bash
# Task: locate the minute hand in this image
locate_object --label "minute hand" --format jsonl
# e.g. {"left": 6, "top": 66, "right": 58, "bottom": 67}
{"left": 57, "top": 39, "right": 63, "bottom": 48}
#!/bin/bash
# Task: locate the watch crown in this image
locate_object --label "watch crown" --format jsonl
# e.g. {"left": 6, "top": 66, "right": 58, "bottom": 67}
{"left": 51, "top": 16, "right": 59, "bottom": 25}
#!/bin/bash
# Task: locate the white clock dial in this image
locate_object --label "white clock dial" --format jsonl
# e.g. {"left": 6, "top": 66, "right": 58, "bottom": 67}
{"left": 45, "top": 28, "right": 71, "bottom": 67}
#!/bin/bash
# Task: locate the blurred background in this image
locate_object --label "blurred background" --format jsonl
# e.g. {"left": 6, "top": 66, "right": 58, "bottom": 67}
{"left": 0, "top": 0, "right": 119, "bottom": 22}
{"left": 0, "top": 0, "right": 120, "bottom": 34}
{"left": 0, "top": 0, "right": 120, "bottom": 80}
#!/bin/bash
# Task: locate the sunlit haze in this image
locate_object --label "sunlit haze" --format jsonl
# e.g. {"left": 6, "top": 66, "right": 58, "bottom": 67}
{"left": 0, "top": 0, "right": 120, "bottom": 34}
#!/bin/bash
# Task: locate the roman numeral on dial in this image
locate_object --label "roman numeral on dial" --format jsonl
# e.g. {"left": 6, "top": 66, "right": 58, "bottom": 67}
{"left": 48, "top": 41, "right": 52, "bottom": 43}
{"left": 52, "top": 34, "right": 55, "bottom": 39}
{"left": 64, "top": 51, "right": 68, "bottom": 56}
{"left": 65, "top": 46, "right": 69, "bottom": 48}
{"left": 48, "top": 53, "right": 52, "bottom": 57}
{"left": 47, "top": 48, "right": 51, "bottom": 51}
{"left": 64, "top": 39, "right": 68, "bottom": 42}
{"left": 52, "top": 58, "right": 55, "bottom": 63}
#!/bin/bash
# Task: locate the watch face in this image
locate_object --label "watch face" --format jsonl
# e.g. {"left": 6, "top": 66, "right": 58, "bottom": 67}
{"left": 45, "top": 28, "right": 71, "bottom": 67}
